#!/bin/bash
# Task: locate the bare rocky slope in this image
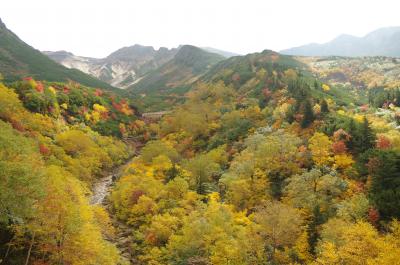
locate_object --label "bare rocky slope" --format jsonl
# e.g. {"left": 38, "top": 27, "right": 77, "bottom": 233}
{"left": 44, "top": 45, "right": 178, "bottom": 88}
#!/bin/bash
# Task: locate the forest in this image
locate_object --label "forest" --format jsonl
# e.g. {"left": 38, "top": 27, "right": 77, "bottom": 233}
{"left": 1, "top": 48, "right": 400, "bottom": 265}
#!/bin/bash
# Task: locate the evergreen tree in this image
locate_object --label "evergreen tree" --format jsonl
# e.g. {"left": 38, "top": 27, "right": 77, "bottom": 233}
{"left": 359, "top": 116, "right": 376, "bottom": 153}
{"left": 358, "top": 150, "right": 400, "bottom": 220}
{"left": 307, "top": 205, "right": 326, "bottom": 255}
{"left": 314, "top": 80, "right": 320, "bottom": 90}
{"left": 286, "top": 105, "right": 296, "bottom": 124}
{"left": 395, "top": 88, "right": 400, "bottom": 106}
{"left": 321, "top": 99, "right": 329, "bottom": 113}
{"left": 301, "top": 100, "right": 315, "bottom": 128}
{"left": 347, "top": 118, "right": 358, "bottom": 152}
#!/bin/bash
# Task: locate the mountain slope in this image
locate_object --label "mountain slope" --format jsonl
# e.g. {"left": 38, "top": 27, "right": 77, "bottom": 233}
{"left": 203, "top": 49, "right": 304, "bottom": 90}
{"left": 299, "top": 56, "right": 400, "bottom": 90}
{"left": 281, "top": 27, "right": 400, "bottom": 57}
{"left": 202, "top": 49, "right": 363, "bottom": 106}
{"left": 127, "top": 45, "right": 224, "bottom": 110}
{"left": 45, "top": 45, "right": 178, "bottom": 88}
{"left": 0, "top": 18, "right": 114, "bottom": 90}
{"left": 201, "top": 47, "right": 240, "bottom": 58}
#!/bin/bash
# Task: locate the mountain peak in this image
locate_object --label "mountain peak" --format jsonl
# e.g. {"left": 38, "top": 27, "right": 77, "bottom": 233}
{"left": 281, "top": 26, "right": 400, "bottom": 57}
{"left": 174, "top": 45, "right": 224, "bottom": 67}
{"left": 0, "top": 18, "right": 6, "bottom": 29}
{"left": 175, "top": 45, "right": 222, "bottom": 58}
{"left": 201, "top": 47, "right": 240, "bottom": 58}
{"left": 106, "top": 44, "right": 156, "bottom": 60}
{"left": 332, "top": 34, "right": 358, "bottom": 42}
{"left": 177, "top": 44, "right": 200, "bottom": 53}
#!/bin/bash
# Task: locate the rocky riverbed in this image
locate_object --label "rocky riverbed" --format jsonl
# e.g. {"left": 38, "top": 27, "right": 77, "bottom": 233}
{"left": 90, "top": 162, "right": 136, "bottom": 264}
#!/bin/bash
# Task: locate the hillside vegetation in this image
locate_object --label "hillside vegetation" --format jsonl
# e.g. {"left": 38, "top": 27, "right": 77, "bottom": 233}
{"left": 0, "top": 79, "right": 137, "bottom": 264}
{"left": 0, "top": 19, "right": 114, "bottom": 90}
{"left": 1, "top": 18, "right": 400, "bottom": 265}
{"left": 127, "top": 45, "right": 225, "bottom": 111}
{"left": 109, "top": 52, "right": 400, "bottom": 264}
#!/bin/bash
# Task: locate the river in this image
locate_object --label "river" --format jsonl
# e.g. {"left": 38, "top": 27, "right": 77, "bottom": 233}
{"left": 90, "top": 174, "right": 115, "bottom": 205}
{"left": 89, "top": 159, "right": 136, "bottom": 264}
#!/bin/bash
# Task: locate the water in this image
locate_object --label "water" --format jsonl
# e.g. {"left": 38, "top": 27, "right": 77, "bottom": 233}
{"left": 89, "top": 158, "right": 133, "bottom": 205}
{"left": 90, "top": 174, "right": 114, "bottom": 205}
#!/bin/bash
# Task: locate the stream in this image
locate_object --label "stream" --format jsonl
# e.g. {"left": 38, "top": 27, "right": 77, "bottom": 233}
{"left": 90, "top": 160, "right": 136, "bottom": 264}
{"left": 90, "top": 174, "right": 114, "bottom": 205}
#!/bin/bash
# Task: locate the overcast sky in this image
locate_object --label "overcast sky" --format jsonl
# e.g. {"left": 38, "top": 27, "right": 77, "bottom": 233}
{"left": 1, "top": 0, "right": 399, "bottom": 58}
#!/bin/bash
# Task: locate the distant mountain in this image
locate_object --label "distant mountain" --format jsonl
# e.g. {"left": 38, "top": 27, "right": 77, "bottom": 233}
{"left": 0, "top": 18, "right": 113, "bottom": 90}
{"left": 127, "top": 45, "right": 225, "bottom": 110}
{"left": 201, "top": 47, "right": 240, "bottom": 58}
{"left": 45, "top": 45, "right": 178, "bottom": 88}
{"left": 202, "top": 49, "right": 304, "bottom": 91}
{"left": 281, "top": 27, "right": 400, "bottom": 57}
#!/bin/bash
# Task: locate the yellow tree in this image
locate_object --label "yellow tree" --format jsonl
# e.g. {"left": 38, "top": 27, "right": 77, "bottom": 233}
{"left": 251, "top": 201, "right": 304, "bottom": 263}
{"left": 315, "top": 221, "right": 385, "bottom": 265}
{"left": 309, "top": 132, "right": 333, "bottom": 167}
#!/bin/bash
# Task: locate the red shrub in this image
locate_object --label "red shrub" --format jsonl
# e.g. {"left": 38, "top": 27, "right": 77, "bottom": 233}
{"left": 39, "top": 143, "right": 51, "bottom": 156}
{"left": 332, "top": 141, "right": 347, "bottom": 154}
{"left": 376, "top": 135, "right": 391, "bottom": 150}
{"left": 368, "top": 207, "right": 380, "bottom": 226}
{"left": 131, "top": 190, "right": 145, "bottom": 204}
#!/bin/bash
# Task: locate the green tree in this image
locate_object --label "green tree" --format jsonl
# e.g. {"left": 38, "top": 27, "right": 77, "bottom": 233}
{"left": 0, "top": 121, "right": 44, "bottom": 225}
{"left": 184, "top": 153, "right": 221, "bottom": 194}
{"left": 358, "top": 149, "right": 400, "bottom": 220}
{"left": 359, "top": 116, "right": 376, "bottom": 153}
{"left": 301, "top": 100, "right": 315, "bottom": 128}
{"left": 347, "top": 118, "right": 358, "bottom": 152}
{"left": 283, "top": 168, "right": 347, "bottom": 213}
{"left": 307, "top": 205, "right": 326, "bottom": 255}
{"left": 321, "top": 99, "right": 329, "bottom": 113}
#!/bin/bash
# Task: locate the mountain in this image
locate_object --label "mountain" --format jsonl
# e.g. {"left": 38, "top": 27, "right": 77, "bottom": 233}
{"left": 0, "top": 18, "right": 113, "bottom": 90}
{"left": 127, "top": 45, "right": 225, "bottom": 110}
{"left": 202, "top": 49, "right": 304, "bottom": 88}
{"left": 281, "top": 27, "right": 400, "bottom": 57}
{"left": 45, "top": 45, "right": 178, "bottom": 88}
{"left": 201, "top": 47, "right": 240, "bottom": 58}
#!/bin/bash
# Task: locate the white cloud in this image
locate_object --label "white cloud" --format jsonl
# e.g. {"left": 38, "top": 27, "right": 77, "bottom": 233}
{"left": 1, "top": 0, "right": 399, "bottom": 57}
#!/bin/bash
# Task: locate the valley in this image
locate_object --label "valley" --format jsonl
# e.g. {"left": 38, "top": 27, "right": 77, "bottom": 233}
{"left": 1, "top": 14, "right": 400, "bottom": 265}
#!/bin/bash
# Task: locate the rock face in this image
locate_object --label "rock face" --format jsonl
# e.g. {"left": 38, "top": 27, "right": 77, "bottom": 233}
{"left": 128, "top": 45, "right": 225, "bottom": 94}
{"left": 44, "top": 45, "right": 239, "bottom": 89}
{"left": 281, "top": 27, "right": 400, "bottom": 57}
{"left": 44, "top": 45, "right": 178, "bottom": 88}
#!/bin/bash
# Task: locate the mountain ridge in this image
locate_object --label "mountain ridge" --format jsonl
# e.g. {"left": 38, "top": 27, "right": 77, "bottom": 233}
{"left": 126, "top": 45, "right": 225, "bottom": 111}
{"left": 44, "top": 45, "right": 239, "bottom": 88}
{"left": 281, "top": 26, "right": 400, "bottom": 57}
{"left": 44, "top": 45, "right": 178, "bottom": 88}
{"left": 0, "top": 18, "right": 114, "bottom": 90}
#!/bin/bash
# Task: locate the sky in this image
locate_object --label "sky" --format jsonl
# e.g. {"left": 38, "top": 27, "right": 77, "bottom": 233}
{"left": 1, "top": 0, "right": 400, "bottom": 58}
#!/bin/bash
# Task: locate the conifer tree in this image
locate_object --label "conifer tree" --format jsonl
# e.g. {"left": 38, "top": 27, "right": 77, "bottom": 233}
{"left": 359, "top": 116, "right": 376, "bottom": 153}
{"left": 347, "top": 118, "right": 358, "bottom": 152}
{"left": 301, "top": 100, "right": 315, "bottom": 128}
{"left": 321, "top": 99, "right": 329, "bottom": 113}
{"left": 307, "top": 205, "right": 325, "bottom": 255}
